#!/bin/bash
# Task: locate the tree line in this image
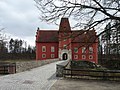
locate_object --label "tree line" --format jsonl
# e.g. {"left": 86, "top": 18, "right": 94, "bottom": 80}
{"left": 0, "top": 36, "right": 35, "bottom": 60}
{"left": 98, "top": 20, "right": 120, "bottom": 64}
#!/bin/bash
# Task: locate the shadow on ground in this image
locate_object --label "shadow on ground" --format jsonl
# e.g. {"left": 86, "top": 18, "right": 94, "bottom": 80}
{"left": 48, "top": 73, "right": 59, "bottom": 80}
{"left": 50, "top": 78, "right": 120, "bottom": 90}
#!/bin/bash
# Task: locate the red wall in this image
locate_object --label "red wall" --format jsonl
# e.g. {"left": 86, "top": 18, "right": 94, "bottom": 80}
{"left": 72, "top": 43, "right": 98, "bottom": 63}
{"left": 36, "top": 42, "right": 58, "bottom": 60}
{"left": 59, "top": 33, "right": 71, "bottom": 50}
{"left": 36, "top": 42, "right": 98, "bottom": 63}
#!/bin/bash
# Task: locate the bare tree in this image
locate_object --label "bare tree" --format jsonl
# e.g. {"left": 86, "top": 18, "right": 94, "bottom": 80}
{"left": 34, "top": 0, "right": 120, "bottom": 52}
{"left": 35, "top": 0, "right": 120, "bottom": 64}
{"left": 0, "top": 28, "right": 8, "bottom": 53}
{"left": 34, "top": 0, "right": 120, "bottom": 30}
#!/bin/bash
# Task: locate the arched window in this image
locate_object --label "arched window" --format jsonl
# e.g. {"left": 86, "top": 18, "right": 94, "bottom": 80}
{"left": 89, "top": 47, "right": 93, "bottom": 53}
{"left": 82, "top": 47, "right": 86, "bottom": 53}
{"left": 42, "top": 46, "right": 46, "bottom": 52}
{"left": 74, "top": 48, "right": 78, "bottom": 53}
{"left": 51, "top": 46, "right": 55, "bottom": 52}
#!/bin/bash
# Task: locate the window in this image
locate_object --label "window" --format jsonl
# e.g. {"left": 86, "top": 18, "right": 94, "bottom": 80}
{"left": 42, "top": 46, "right": 46, "bottom": 52}
{"left": 64, "top": 38, "right": 67, "bottom": 41}
{"left": 82, "top": 55, "right": 86, "bottom": 59}
{"left": 89, "top": 47, "right": 93, "bottom": 53}
{"left": 74, "top": 48, "right": 78, "bottom": 53}
{"left": 51, "top": 54, "right": 55, "bottom": 58}
{"left": 82, "top": 47, "right": 86, "bottom": 53}
{"left": 63, "top": 45, "right": 67, "bottom": 49}
{"left": 42, "top": 54, "right": 46, "bottom": 58}
{"left": 64, "top": 32, "right": 67, "bottom": 35}
{"left": 74, "top": 55, "right": 78, "bottom": 59}
{"left": 89, "top": 55, "right": 93, "bottom": 59}
{"left": 51, "top": 46, "right": 55, "bottom": 52}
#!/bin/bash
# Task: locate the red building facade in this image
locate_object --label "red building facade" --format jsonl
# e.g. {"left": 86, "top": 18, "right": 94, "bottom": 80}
{"left": 36, "top": 18, "right": 98, "bottom": 63}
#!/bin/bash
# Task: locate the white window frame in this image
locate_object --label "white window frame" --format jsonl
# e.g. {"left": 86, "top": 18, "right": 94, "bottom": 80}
{"left": 63, "top": 45, "right": 67, "bottom": 49}
{"left": 74, "top": 55, "right": 78, "bottom": 59}
{"left": 74, "top": 48, "right": 78, "bottom": 53}
{"left": 51, "top": 54, "right": 55, "bottom": 58}
{"left": 42, "top": 54, "right": 46, "bottom": 58}
{"left": 82, "top": 55, "right": 86, "bottom": 59}
{"left": 64, "top": 38, "right": 67, "bottom": 41}
{"left": 82, "top": 47, "right": 86, "bottom": 53}
{"left": 89, "top": 55, "right": 93, "bottom": 59}
{"left": 51, "top": 46, "right": 55, "bottom": 52}
{"left": 42, "top": 46, "right": 46, "bottom": 52}
{"left": 89, "top": 47, "right": 93, "bottom": 53}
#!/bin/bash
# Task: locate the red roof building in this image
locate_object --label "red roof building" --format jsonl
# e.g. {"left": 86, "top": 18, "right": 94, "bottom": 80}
{"left": 36, "top": 18, "right": 98, "bottom": 63}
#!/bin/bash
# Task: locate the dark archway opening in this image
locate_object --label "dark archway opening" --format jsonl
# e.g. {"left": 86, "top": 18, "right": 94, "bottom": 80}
{"left": 62, "top": 53, "right": 68, "bottom": 60}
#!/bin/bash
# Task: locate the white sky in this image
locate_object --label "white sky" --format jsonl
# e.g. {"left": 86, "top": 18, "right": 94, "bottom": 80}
{"left": 0, "top": 0, "right": 105, "bottom": 46}
{"left": 0, "top": 0, "right": 57, "bottom": 46}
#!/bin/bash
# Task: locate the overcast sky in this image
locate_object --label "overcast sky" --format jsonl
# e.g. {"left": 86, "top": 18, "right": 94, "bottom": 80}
{"left": 0, "top": 0, "right": 57, "bottom": 46}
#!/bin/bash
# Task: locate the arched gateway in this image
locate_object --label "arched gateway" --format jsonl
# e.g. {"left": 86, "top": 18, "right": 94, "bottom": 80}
{"left": 62, "top": 53, "right": 68, "bottom": 60}
{"left": 59, "top": 49, "right": 72, "bottom": 60}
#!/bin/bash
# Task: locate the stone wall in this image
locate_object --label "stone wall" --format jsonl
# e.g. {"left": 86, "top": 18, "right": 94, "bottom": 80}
{"left": 56, "top": 60, "right": 69, "bottom": 77}
{"left": 16, "top": 59, "right": 59, "bottom": 73}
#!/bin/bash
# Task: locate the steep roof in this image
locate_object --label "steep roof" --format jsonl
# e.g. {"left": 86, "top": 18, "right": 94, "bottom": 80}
{"left": 36, "top": 30, "right": 58, "bottom": 43}
{"left": 59, "top": 18, "right": 71, "bottom": 32}
{"left": 36, "top": 30, "right": 97, "bottom": 43}
{"left": 71, "top": 30, "right": 97, "bottom": 43}
{"left": 36, "top": 18, "right": 97, "bottom": 43}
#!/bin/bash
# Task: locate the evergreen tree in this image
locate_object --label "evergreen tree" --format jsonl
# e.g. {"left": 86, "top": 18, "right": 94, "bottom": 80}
{"left": 9, "top": 38, "right": 14, "bottom": 53}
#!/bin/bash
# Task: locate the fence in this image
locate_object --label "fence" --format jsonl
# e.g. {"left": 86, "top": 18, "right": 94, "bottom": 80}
{"left": 0, "top": 63, "right": 16, "bottom": 74}
{"left": 63, "top": 68, "right": 120, "bottom": 81}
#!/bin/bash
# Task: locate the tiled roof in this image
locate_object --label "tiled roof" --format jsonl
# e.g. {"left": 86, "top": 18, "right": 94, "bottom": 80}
{"left": 59, "top": 18, "right": 71, "bottom": 32}
{"left": 36, "top": 30, "right": 58, "bottom": 42}
{"left": 36, "top": 18, "right": 97, "bottom": 43}
{"left": 71, "top": 30, "right": 97, "bottom": 43}
{"left": 36, "top": 30, "right": 97, "bottom": 43}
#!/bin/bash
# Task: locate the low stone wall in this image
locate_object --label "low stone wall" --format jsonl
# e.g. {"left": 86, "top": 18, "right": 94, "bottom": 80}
{"left": 16, "top": 59, "right": 59, "bottom": 73}
{"left": 56, "top": 60, "right": 69, "bottom": 77}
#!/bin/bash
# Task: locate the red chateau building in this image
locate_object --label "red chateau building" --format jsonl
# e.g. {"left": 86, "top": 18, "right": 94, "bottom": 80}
{"left": 36, "top": 18, "right": 98, "bottom": 63}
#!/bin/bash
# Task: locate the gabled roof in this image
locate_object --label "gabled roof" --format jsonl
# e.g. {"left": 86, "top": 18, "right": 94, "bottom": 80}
{"left": 71, "top": 30, "right": 97, "bottom": 43}
{"left": 36, "top": 30, "right": 97, "bottom": 43}
{"left": 36, "top": 18, "right": 97, "bottom": 43}
{"left": 36, "top": 30, "right": 58, "bottom": 43}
